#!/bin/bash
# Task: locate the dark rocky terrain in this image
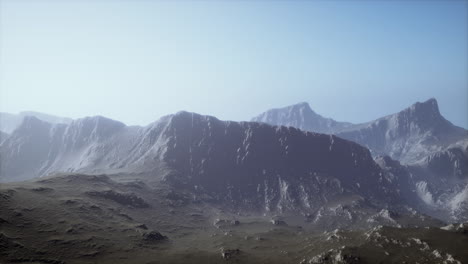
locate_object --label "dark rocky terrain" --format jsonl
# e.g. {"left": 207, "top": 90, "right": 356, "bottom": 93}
{"left": 1, "top": 173, "right": 466, "bottom": 264}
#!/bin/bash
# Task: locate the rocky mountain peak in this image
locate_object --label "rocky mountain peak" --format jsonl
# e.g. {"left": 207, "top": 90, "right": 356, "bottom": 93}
{"left": 409, "top": 98, "right": 440, "bottom": 116}
{"left": 290, "top": 101, "right": 314, "bottom": 111}
{"left": 400, "top": 98, "right": 443, "bottom": 129}
{"left": 334, "top": 98, "right": 466, "bottom": 163}
{"left": 251, "top": 102, "right": 352, "bottom": 134}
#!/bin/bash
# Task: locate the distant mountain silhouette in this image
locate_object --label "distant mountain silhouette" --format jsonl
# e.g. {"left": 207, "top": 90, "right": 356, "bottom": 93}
{"left": 251, "top": 102, "right": 352, "bottom": 134}
{"left": 252, "top": 98, "right": 467, "bottom": 164}
{"left": 0, "top": 111, "right": 72, "bottom": 134}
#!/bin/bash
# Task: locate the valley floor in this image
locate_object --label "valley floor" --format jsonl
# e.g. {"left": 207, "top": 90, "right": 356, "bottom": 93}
{"left": 1, "top": 174, "right": 467, "bottom": 264}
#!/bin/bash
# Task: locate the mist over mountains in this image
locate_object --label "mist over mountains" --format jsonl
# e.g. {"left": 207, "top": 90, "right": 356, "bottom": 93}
{"left": 0, "top": 111, "right": 72, "bottom": 134}
{"left": 1, "top": 98, "right": 467, "bottom": 263}
{"left": 252, "top": 98, "right": 467, "bottom": 163}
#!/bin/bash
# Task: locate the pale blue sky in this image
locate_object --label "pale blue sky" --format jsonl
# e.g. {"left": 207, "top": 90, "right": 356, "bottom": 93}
{"left": 1, "top": 0, "right": 467, "bottom": 127}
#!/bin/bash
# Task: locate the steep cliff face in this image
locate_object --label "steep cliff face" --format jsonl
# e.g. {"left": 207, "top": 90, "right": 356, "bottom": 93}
{"left": 251, "top": 102, "right": 352, "bottom": 134}
{"left": 160, "top": 112, "right": 395, "bottom": 211}
{"left": 336, "top": 98, "right": 467, "bottom": 163}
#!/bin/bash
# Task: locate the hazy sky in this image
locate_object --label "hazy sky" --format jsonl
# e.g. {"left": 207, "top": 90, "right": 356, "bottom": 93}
{"left": 1, "top": 0, "right": 467, "bottom": 128}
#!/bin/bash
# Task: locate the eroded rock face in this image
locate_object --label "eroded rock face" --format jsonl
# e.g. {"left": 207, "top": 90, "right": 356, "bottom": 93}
{"left": 161, "top": 112, "right": 395, "bottom": 211}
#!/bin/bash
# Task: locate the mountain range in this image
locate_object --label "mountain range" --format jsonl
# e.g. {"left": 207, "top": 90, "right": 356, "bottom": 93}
{"left": 252, "top": 98, "right": 467, "bottom": 164}
{"left": 1, "top": 99, "right": 467, "bottom": 221}
{"left": 251, "top": 98, "right": 468, "bottom": 222}
{"left": 0, "top": 98, "right": 467, "bottom": 263}
{"left": 1, "top": 112, "right": 395, "bottom": 208}
{"left": 0, "top": 111, "right": 72, "bottom": 134}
